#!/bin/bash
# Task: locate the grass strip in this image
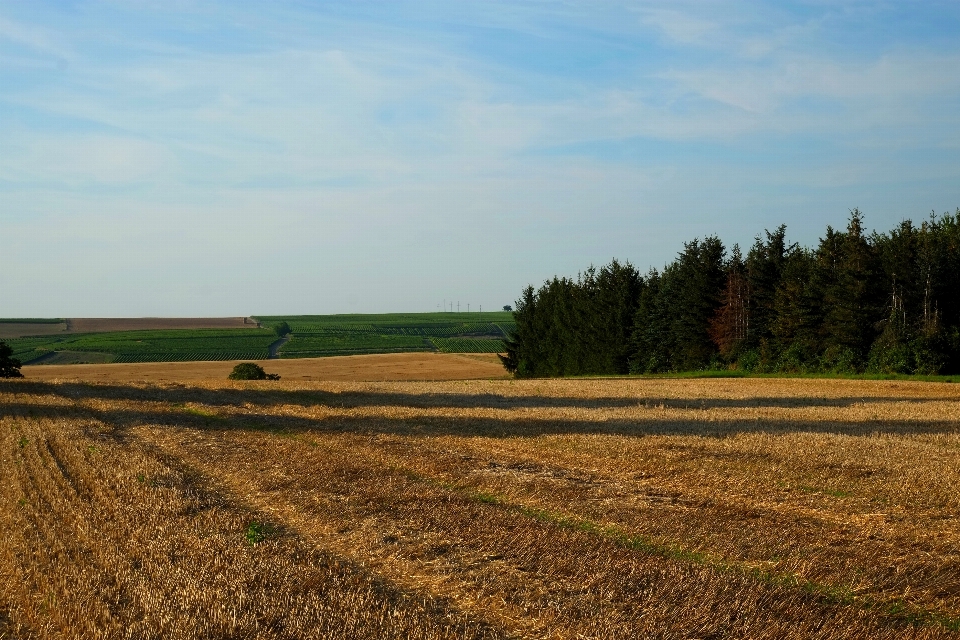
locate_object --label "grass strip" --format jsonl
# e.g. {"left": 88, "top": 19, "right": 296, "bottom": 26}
{"left": 561, "top": 371, "right": 960, "bottom": 383}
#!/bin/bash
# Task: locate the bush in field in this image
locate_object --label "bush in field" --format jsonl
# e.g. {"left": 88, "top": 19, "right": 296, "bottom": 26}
{"left": 272, "top": 321, "right": 291, "bottom": 338}
{"left": 228, "top": 362, "right": 280, "bottom": 381}
{"left": 0, "top": 341, "right": 23, "bottom": 378}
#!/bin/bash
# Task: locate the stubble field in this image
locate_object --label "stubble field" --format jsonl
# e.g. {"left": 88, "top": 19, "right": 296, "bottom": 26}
{"left": 2, "top": 372, "right": 960, "bottom": 638}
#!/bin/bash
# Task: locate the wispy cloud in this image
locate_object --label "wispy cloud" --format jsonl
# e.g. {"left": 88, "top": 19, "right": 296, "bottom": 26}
{"left": 1, "top": 1, "right": 959, "bottom": 315}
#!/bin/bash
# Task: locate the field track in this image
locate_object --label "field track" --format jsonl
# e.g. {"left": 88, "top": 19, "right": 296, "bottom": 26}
{"left": 21, "top": 352, "right": 507, "bottom": 383}
{"left": 3, "top": 375, "right": 960, "bottom": 638}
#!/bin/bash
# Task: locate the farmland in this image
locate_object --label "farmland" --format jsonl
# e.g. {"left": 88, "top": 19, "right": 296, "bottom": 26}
{"left": 430, "top": 337, "right": 507, "bottom": 353}
{"left": 4, "top": 314, "right": 511, "bottom": 365}
{"left": 6, "top": 329, "right": 276, "bottom": 365}
{"left": 257, "top": 313, "right": 512, "bottom": 358}
{"left": 3, "top": 375, "right": 960, "bottom": 638}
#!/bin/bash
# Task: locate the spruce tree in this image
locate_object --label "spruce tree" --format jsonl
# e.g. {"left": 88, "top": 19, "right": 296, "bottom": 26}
{"left": 745, "top": 225, "right": 788, "bottom": 349}
{"left": 672, "top": 237, "right": 725, "bottom": 370}
{"left": 630, "top": 269, "right": 663, "bottom": 373}
{"left": 591, "top": 260, "right": 642, "bottom": 374}
{"left": 821, "top": 209, "right": 881, "bottom": 369}
{"left": 771, "top": 247, "right": 820, "bottom": 370}
{"left": 709, "top": 245, "right": 748, "bottom": 361}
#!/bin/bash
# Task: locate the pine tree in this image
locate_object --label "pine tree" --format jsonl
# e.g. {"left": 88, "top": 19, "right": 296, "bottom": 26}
{"left": 709, "top": 245, "right": 748, "bottom": 361}
{"left": 590, "top": 260, "right": 642, "bottom": 374}
{"left": 630, "top": 269, "right": 662, "bottom": 373}
{"left": 821, "top": 209, "right": 880, "bottom": 369}
{"left": 745, "top": 226, "right": 789, "bottom": 349}
{"left": 672, "top": 237, "right": 725, "bottom": 370}
{"left": 771, "top": 247, "right": 820, "bottom": 370}
{"left": 498, "top": 286, "right": 535, "bottom": 376}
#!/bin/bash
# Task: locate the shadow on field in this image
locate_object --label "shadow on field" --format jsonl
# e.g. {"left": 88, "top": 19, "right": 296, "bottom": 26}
{"left": 2, "top": 379, "right": 959, "bottom": 439}
{"left": 1, "top": 379, "right": 957, "bottom": 411}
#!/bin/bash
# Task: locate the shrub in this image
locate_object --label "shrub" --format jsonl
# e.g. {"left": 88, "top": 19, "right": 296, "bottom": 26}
{"left": 0, "top": 341, "right": 23, "bottom": 378}
{"left": 271, "top": 321, "right": 291, "bottom": 338}
{"left": 228, "top": 362, "right": 280, "bottom": 381}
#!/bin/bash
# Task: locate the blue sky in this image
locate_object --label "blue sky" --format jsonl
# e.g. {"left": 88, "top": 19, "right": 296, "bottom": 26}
{"left": 2, "top": 1, "right": 960, "bottom": 316}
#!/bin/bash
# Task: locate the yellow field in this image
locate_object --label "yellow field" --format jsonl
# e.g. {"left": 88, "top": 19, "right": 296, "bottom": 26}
{"left": 3, "top": 375, "right": 960, "bottom": 638}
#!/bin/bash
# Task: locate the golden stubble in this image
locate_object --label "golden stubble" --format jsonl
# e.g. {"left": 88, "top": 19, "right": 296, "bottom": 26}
{"left": 2, "top": 376, "right": 960, "bottom": 638}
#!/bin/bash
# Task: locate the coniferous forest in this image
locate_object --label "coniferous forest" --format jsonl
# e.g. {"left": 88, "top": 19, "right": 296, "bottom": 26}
{"left": 500, "top": 209, "right": 960, "bottom": 377}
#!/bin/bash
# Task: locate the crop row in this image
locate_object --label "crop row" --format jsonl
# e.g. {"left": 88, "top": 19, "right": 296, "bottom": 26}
{"left": 15, "top": 350, "right": 50, "bottom": 364}
{"left": 111, "top": 351, "right": 269, "bottom": 363}
{"left": 279, "top": 347, "right": 432, "bottom": 358}
{"left": 429, "top": 338, "right": 506, "bottom": 353}
{"left": 287, "top": 323, "right": 377, "bottom": 333}
{"left": 495, "top": 322, "right": 516, "bottom": 336}
{"left": 257, "top": 312, "right": 513, "bottom": 326}
{"left": 279, "top": 335, "right": 427, "bottom": 353}
{"left": 5, "top": 330, "right": 276, "bottom": 357}
{"left": 292, "top": 323, "right": 505, "bottom": 338}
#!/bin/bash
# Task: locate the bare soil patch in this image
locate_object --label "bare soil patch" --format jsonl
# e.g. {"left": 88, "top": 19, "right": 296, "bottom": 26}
{"left": 21, "top": 352, "right": 509, "bottom": 383}
{"left": 65, "top": 317, "right": 258, "bottom": 332}
{"left": 0, "top": 322, "right": 67, "bottom": 339}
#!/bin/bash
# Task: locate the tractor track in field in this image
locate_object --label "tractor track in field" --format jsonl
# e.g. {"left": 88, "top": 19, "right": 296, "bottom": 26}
{"left": 267, "top": 333, "right": 292, "bottom": 359}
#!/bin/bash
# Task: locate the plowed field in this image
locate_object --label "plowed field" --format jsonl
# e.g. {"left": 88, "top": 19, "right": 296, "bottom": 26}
{"left": 3, "top": 376, "right": 960, "bottom": 638}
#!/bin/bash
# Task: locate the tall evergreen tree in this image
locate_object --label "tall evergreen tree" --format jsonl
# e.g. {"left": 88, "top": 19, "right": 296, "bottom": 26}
{"left": 771, "top": 247, "right": 820, "bottom": 370}
{"left": 821, "top": 209, "right": 881, "bottom": 367}
{"left": 504, "top": 208, "right": 960, "bottom": 378}
{"left": 745, "top": 225, "right": 789, "bottom": 349}
{"left": 592, "top": 260, "right": 642, "bottom": 373}
{"left": 630, "top": 269, "right": 663, "bottom": 373}
{"left": 708, "top": 245, "right": 748, "bottom": 361}
{"left": 671, "top": 237, "right": 726, "bottom": 370}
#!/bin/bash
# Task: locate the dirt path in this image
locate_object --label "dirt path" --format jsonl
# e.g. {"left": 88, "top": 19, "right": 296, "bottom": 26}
{"left": 267, "top": 333, "right": 292, "bottom": 358}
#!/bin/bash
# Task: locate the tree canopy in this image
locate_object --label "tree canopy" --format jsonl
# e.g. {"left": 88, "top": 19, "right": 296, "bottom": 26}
{"left": 501, "top": 210, "right": 960, "bottom": 377}
{"left": 0, "top": 341, "right": 23, "bottom": 378}
{"left": 228, "top": 362, "right": 280, "bottom": 380}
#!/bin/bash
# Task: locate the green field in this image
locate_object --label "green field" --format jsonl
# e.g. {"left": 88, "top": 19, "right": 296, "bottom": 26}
{"left": 3, "top": 313, "right": 514, "bottom": 365}
{"left": 7, "top": 329, "right": 275, "bottom": 364}
{"left": 429, "top": 337, "right": 506, "bottom": 353}
{"left": 255, "top": 312, "right": 512, "bottom": 359}
{"left": 278, "top": 334, "right": 430, "bottom": 357}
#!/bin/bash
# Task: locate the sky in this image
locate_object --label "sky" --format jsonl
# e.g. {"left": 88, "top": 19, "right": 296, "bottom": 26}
{"left": 2, "top": 1, "right": 960, "bottom": 317}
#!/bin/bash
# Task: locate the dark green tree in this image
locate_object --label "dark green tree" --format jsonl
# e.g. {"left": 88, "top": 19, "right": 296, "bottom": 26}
{"left": 770, "top": 247, "right": 821, "bottom": 371}
{"left": 709, "top": 245, "right": 748, "bottom": 362}
{"left": 503, "top": 208, "right": 960, "bottom": 378}
{"left": 0, "top": 341, "right": 24, "bottom": 378}
{"left": 671, "top": 237, "right": 726, "bottom": 370}
{"left": 820, "top": 209, "right": 881, "bottom": 369}
{"left": 630, "top": 269, "right": 662, "bottom": 373}
{"left": 745, "top": 225, "right": 789, "bottom": 351}
{"left": 228, "top": 362, "right": 280, "bottom": 380}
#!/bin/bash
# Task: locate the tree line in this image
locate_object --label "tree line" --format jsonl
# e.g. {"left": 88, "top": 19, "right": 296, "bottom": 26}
{"left": 500, "top": 209, "right": 960, "bottom": 377}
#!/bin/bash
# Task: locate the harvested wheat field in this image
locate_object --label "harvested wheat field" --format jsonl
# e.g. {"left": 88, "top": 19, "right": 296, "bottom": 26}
{"left": 3, "top": 376, "right": 960, "bottom": 638}
{"left": 21, "top": 352, "right": 508, "bottom": 383}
